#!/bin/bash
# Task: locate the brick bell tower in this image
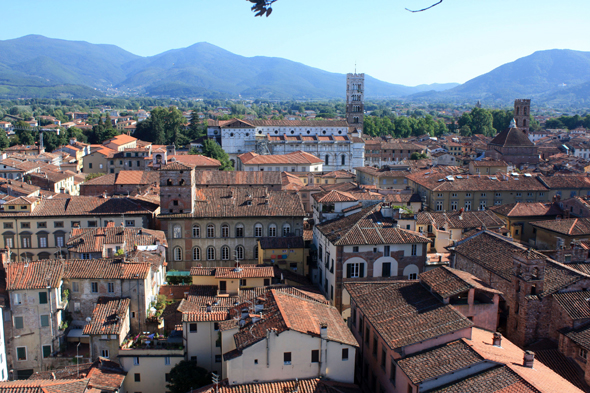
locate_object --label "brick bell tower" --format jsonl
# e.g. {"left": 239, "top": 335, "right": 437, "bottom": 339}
{"left": 346, "top": 72, "right": 364, "bottom": 135}
{"left": 514, "top": 99, "right": 531, "bottom": 135}
{"left": 159, "top": 161, "right": 196, "bottom": 215}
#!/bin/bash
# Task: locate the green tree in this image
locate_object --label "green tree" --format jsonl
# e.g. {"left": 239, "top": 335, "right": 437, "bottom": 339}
{"left": 459, "top": 125, "right": 472, "bottom": 136}
{"left": 0, "top": 129, "right": 8, "bottom": 150}
{"left": 15, "top": 122, "right": 37, "bottom": 145}
{"left": 201, "top": 139, "right": 233, "bottom": 171}
{"left": 410, "top": 152, "right": 428, "bottom": 160}
{"left": 166, "top": 361, "right": 211, "bottom": 393}
{"left": 469, "top": 107, "right": 495, "bottom": 136}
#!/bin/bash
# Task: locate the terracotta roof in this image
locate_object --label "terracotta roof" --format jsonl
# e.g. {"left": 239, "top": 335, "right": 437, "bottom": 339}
{"left": 193, "top": 170, "right": 282, "bottom": 186}
{"left": 489, "top": 126, "right": 534, "bottom": 147}
{"left": 64, "top": 258, "right": 152, "bottom": 280}
{"left": 6, "top": 260, "right": 63, "bottom": 290}
{"left": 553, "top": 291, "right": 590, "bottom": 320}
{"left": 467, "top": 327, "right": 584, "bottom": 393}
{"left": 316, "top": 204, "right": 429, "bottom": 246}
{"left": 168, "top": 155, "right": 221, "bottom": 167}
{"left": 537, "top": 175, "right": 590, "bottom": 190}
{"left": 344, "top": 281, "right": 473, "bottom": 349}
{"left": 66, "top": 226, "right": 166, "bottom": 253}
{"left": 420, "top": 266, "right": 503, "bottom": 298}
{"left": 83, "top": 297, "right": 130, "bottom": 335}
{"left": 238, "top": 151, "right": 323, "bottom": 165}
{"left": 210, "top": 118, "right": 349, "bottom": 128}
{"left": 397, "top": 340, "right": 485, "bottom": 384}
{"left": 159, "top": 187, "right": 304, "bottom": 218}
{"left": 103, "top": 134, "right": 136, "bottom": 146}
{"left": 29, "top": 358, "right": 126, "bottom": 391}
{"left": 453, "top": 231, "right": 588, "bottom": 297}
{"left": 491, "top": 202, "right": 563, "bottom": 217}
{"left": 0, "top": 379, "right": 90, "bottom": 393}
{"left": 417, "top": 210, "right": 505, "bottom": 230}
{"left": 427, "top": 365, "right": 539, "bottom": 393}
{"left": 160, "top": 161, "right": 196, "bottom": 171}
{"left": 114, "top": 171, "right": 158, "bottom": 185}
{"left": 533, "top": 348, "right": 590, "bottom": 392}
{"left": 471, "top": 159, "right": 508, "bottom": 167}
{"left": 191, "top": 378, "right": 360, "bottom": 393}
{"left": 530, "top": 218, "right": 590, "bottom": 236}
{"left": 407, "top": 171, "right": 548, "bottom": 192}
{"left": 190, "top": 266, "right": 274, "bottom": 279}
{"left": 0, "top": 196, "right": 158, "bottom": 217}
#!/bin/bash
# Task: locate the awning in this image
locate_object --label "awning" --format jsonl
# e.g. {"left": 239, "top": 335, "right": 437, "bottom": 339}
{"left": 167, "top": 271, "right": 190, "bottom": 277}
{"left": 67, "top": 329, "right": 89, "bottom": 339}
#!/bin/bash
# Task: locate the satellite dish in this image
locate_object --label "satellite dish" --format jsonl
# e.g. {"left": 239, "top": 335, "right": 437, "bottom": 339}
{"left": 86, "top": 317, "right": 92, "bottom": 322}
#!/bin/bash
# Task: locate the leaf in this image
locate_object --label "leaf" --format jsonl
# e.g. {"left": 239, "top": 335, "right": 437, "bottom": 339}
{"left": 266, "top": 7, "right": 272, "bottom": 16}
{"left": 255, "top": 8, "right": 266, "bottom": 16}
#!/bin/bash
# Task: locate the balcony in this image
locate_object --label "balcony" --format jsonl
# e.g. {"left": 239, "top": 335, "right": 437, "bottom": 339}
{"left": 122, "top": 330, "right": 184, "bottom": 351}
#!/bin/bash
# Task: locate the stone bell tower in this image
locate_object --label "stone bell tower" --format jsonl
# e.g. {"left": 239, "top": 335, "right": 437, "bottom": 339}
{"left": 514, "top": 99, "right": 531, "bottom": 135}
{"left": 159, "top": 161, "right": 196, "bottom": 215}
{"left": 346, "top": 72, "right": 364, "bottom": 135}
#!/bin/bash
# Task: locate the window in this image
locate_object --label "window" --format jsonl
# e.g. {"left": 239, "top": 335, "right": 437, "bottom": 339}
{"left": 284, "top": 352, "right": 292, "bottom": 365}
{"left": 283, "top": 224, "right": 291, "bottom": 237}
{"left": 192, "top": 247, "right": 201, "bottom": 261}
{"left": 353, "top": 246, "right": 359, "bottom": 252}
{"left": 173, "top": 247, "right": 182, "bottom": 261}
{"left": 42, "top": 345, "right": 52, "bottom": 358}
{"left": 17, "top": 347, "right": 27, "bottom": 361}
{"left": 21, "top": 236, "right": 31, "bottom": 248}
{"left": 235, "top": 246, "right": 244, "bottom": 260}
{"left": 269, "top": 224, "right": 277, "bottom": 237}
{"left": 580, "top": 348, "right": 588, "bottom": 360}
{"left": 91, "top": 282, "right": 98, "bottom": 293}
{"left": 101, "top": 349, "right": 110, "bottom": 358}
{"left": 215, "top": 355, "right": 222, "bottom": 363}
{"left": 409, "top": 273, "right": 417, "bottom": 280}
{"left": 436, "top": 201, "right": 443, "bottom": 211}
{"left": 465, "top": 200, "right": 472, "bottom": 211}
{"left": 311, "top": 350, "right": 319, "bottom": 363}
{"left": 71, "top": 221, "right": 80, "bottom": 228}
{"left": 221, "top": 224, "right": 229, "bottom": 238}
{"left": 40, "top": 314, "right": 50, "bottom": 327}
{"left": 221, "top": 246, "right": 230, "bottom": 260}
{"left": 13, "top": 293, "right": 22, "bottom": 305}
{"left": 55, "top": 233, "right": 64, "bottom": 248}
{"left": 125, "top": 220, "right": 135, "bottom": 227}
{"left": 192, "top": 225, "right": 200, "bottom": 238}
{"left": 72, "top": 282, "right": 79, "bottom": 292}
{"left": 264, "top": 278, "right": 270, "bottom": 286}
{"left": 381, "top": 349, "right": 386, "bottom": 369}
{"left": 365, "top": 326, "right": 370, "bottom": 344}
{"left": 108, "top": 283, "right": 114, "bottom": 293}
{"left": 411, "top": 244, "right": 417, "bottom": 256}
{"left": 450, "top": 200, "right": 458, "bottom": 211}
{"left": 390, "top": 360, "right": 396, "bottom": 384}
{"left": 37, "top": 222, "right": 47, "bottom": 229}
{"left": 4, "top": 235, "right": 13, "bottom": 248}
{"left": 3, "top": 223, "right": 12, "bottom": 229}
{"left": 190, "top": 323, "right": 197, "bottom": 333}
{"left": 87, "top": 221, "right": 97, "bottom": 228}
{"left": 207, "top": 224, "right": 215, "bottom": 238}
{"left": 342, "top": 348, "right": 349, "bottom": 360}
{"left": 373, "top": 337, "right": 378, "bottom": 356}
{"left": 384, "top": 245, "right": 390, "bottom": 256}
{"left": 165, "top": 356, "right": 171, "bottom": 365}
{"left": 14, "top": 316, "right": 24, "bottom": 329}
{"left": 254, "top": 224, "right": 263, "bottom": 237}
{"left": 21, "top": 222, "right": 30, "bottom": 229}
{"left": 173, "top": 225, "right": 182, "bottom": 239}
{"left": 134, "top": 373, "right": 141, "bottom": 382}
{"left": 235, "top": 224, "right": 244, "bottom": 238}
{"left": 81, "top": 253, "right": 90, "bottom": 260}
{"left": 479, "top": 200, "right": 487, "bottom": 210}
{"left": 346, "top": 263, "right": 364, "bottom": 278}
{"left": 38, "top": 236, "right": 47, "bottom": 248}
{"left": 39, "top": 291, "right": 48, "bottom": 304}
{"left": 207, "top": 247, "right": 215, "bottom": 260}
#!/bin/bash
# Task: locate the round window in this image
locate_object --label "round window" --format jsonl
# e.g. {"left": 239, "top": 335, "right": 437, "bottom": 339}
{"left": 230, "top": 133, "right": 234, "bottom": 137}
{"left": 291, "top": 130, "right": 294, "bottom": 134}
{"left": 275, "top": 131, "right": 278, "bottom": 134}
{"left": 245, "top": 133, "right": 249, "bottom": 137}
{"left": 322, "top": 130, "right": 326, "bottom": 135}
{"left": 338, "top": 130, "right": 342, "bottom": 134}
{"left": 307, "top": 130, "right": 310, "bottom": 134}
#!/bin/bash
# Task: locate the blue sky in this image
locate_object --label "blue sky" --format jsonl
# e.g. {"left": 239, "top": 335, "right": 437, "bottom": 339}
{"left": 2, "top": 0, "right": 589, "bottom": 86}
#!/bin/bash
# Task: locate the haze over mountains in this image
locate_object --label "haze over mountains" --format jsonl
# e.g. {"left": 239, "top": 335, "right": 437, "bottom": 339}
{"left": 0, "top": 35, "right": 589, "bottom": 106}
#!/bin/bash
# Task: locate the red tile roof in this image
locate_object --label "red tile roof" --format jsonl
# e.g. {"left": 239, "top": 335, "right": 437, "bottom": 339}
{"left": 83, "top": 297, "right": 130, "bottom": 335}
{"left": 168, "top": 155, "right": 221, "bottom": 167}
{"left": 238, "top": 151, "right": 323, "bottom": 165}
{"left": 344, "top": 281, "right": 473, "bottom": 349}
{"left": 191, "top": 378, "right": 360, "bottom": 393}
{"left": 194, "top": 170, "right": 282, "bottom": 187}
{"left": 420, "top": 266, "right": 503, "bottom": 298}
{"left": 103, "top": 134, "right": 136, "bottom": 146}
{"left": 491, "top": 202, "right": 563, "bottom": 217}
{"left": 190, "top": 265, "right": 274, "bottom": 279}
{"left": 530, "top": 218, "right": 590, "bottom": 236}
{"left": 0, "top": 379, "right": 90, "bottom": 393}
{"left": 6, "top": 260, "right": 64, "bottom": 290}
{"left": 66, "top": 226, "right": 166, "bottom": 253}
{"left": 64, "top": 258, "right": 152, "bottom": 280}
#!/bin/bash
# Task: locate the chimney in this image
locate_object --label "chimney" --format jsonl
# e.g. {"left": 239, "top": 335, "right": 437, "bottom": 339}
{"left": 523, "top": 350, "right": 535, "bottom": 368}
{"left": 493, "top": 332, "right": 502, "bottom": 347}
{"left": 320, "top": 323, "right": 328, "bottom": 339}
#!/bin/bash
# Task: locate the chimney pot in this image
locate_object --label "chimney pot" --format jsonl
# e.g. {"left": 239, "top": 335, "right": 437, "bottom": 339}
{"left": 523, "top": 350, "right": 535, "bottom": 368}
{"left": 493, "top": 332, "right": 502, "bottom": 347}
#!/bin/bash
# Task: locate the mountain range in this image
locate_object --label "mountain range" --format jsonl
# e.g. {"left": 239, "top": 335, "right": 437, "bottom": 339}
{"left": 0, "top": 35, "right": 589, "bottom": 106}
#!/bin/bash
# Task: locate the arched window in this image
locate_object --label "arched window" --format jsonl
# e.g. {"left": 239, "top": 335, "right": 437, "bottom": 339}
{"left": 235, "top": 224, "right": 244, "bottom": 238}
{"left": 523, "top": 119, "right": 527, "bottom": 127}
{"left": 221, "top": 224, "right": 229, "bottom": 238}
{"left": 179, "top": 179, "right": 185, "bottom": 186}
{"left": 524, "top": 107, "right": 528, "bottom": 115}
{"left": 235, "top": 246, "right": 244, "bottom": 260}
{"left": 192, "top": 247, "right": 201, "bottom": 261}
{"left": 325, "top": 155, "right": 330, "bottom": 165}
{"left": 207, "top": 247, "right": 216, "bottom": 260}
{"left": 173, "top": 225, "right": 182, "bottom": 239}
{"left": 207, "top": 224, "right": 215, "bottom": 238}
{"left": 167, "top": 179, "right": 173, "bottom": 186}
{"left": 516, "top": 107, "right": 520, "bottom": 115}
{"left": 221, "top": 246, "right": 230, "bottom": 260}
{"left": 353, "top": 117, "right": 359, "bottom": 124}
{"left": 283, "top": 224, "right": 291, "bottom": 237}
{"left": 173, "top": 247, "right": 182, "bottom": 261}
{"left": 269, "top": 224, "right": 277, "bottom": 237}
{"left": 254, "top": 246, "right": 259, "bottom": 259}
{"left": 341, "top": 155, "right": 346, "bottom": 166}
{"left": 192, "top": 225, "right": 200, "bottom": 238}
{"left": 254, "top": 223, "right": 263, "bottom": 237}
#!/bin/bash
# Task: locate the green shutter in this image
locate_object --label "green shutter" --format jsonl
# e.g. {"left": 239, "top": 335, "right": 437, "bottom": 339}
{"left": 360, "top": 264, "right": 365, "bottom": 278}
{"left": 346, "top": 264, "right": 352, "bottom": 278}
{"left": 14, "top": 317, "right": 23, "bottom": 329}
{"left": 43, "top": 345, "right": 51, "bottom": 358}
